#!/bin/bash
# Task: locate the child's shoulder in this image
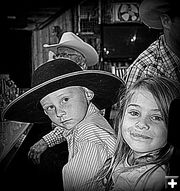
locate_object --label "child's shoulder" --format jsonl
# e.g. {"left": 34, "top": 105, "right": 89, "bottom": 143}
{"left": 150, "top": 164, "right": 166, "bottom": 179}
{"left": 77, "top": 121, "right": 115, "bottom": 143}
{"left": 145, "top": 165, "right": 167, "bottom": 191}
{"left": 77, "top": 121, "right": 106, "bottom": 138}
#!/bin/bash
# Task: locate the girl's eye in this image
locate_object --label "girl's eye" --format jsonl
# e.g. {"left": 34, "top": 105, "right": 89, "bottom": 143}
{"left": 128, "top": 110, "right": 139, "bottom": 117}
{"left": 150, "top": 115, "right": 163, "bottom": 121}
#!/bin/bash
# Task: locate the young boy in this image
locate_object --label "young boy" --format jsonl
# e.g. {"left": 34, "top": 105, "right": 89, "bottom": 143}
{"left": 3, "top": 58, "right": 125, "bottom": 191}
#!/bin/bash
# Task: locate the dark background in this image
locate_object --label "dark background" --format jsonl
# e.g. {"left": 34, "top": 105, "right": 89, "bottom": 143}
{"left": 1, "top": 122, "right": 68, "bottom": 191}
{"left": 1, "top": 26, "right": 32, "bottom": 88}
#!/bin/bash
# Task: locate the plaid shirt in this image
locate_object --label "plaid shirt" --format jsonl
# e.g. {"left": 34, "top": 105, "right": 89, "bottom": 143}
{"left": 124, "top": 35, "right": 180, "bottom": 88}
{"left": 43, "top": 103, "right": 116, "bottom": 191}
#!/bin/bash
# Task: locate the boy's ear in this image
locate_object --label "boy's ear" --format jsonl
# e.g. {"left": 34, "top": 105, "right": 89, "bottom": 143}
{"left": 83, "top": 87, "right": 94, "bottom": 101}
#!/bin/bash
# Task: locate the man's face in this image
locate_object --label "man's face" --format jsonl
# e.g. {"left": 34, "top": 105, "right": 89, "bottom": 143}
{"left": 161, "top": 14, "right": 180, "bottom": 48}
{"left": 48, "top": 47, "right": 87, "bottom": 69}
{"left": 170, "top": 16, "right": 180, "bottom": 47}
{"left": 40, "top": 86, "right": 90, "bottom": 130}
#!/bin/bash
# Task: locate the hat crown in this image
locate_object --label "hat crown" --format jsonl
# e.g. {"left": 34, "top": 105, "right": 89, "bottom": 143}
{"left": 32, "top": 59, "right": 82, "bottom": 87}
{"left": 59, "top": 32, "right": 83, "bottom": 44}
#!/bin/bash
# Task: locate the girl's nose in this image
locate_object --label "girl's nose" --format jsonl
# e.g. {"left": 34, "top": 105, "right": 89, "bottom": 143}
{"left": 135, "top": 118, "right": 149, "bottom": 130}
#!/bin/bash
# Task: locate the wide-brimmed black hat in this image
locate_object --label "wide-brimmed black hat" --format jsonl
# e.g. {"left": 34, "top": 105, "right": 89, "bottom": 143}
{"left": 2, "top": 58, "right": 125, "bottom": 123}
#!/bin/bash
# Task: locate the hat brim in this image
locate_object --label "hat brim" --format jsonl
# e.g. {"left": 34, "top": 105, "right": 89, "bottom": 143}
{"left": 44, "top": 40, "right": 99, "bottom": 66}
{"left": 2, "top": 70, "right": 125, "bottom": 123}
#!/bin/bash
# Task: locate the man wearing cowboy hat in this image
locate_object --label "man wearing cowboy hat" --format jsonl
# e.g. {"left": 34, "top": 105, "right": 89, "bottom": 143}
{"left": 43, "top": 31, "right": 99, "bottom": 69}
{"left": 2, "top": 58, "right": 125, "bottom": 191}
{"left": 124, "top": 0, "right": 180, "bottom": 88}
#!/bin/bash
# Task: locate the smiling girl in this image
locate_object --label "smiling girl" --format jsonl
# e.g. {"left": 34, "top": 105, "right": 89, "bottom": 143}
{"left": 90, "top": 76, "right": 180, "bottom": 191}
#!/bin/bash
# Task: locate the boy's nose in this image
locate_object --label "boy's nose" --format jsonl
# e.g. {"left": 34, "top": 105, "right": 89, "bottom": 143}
{"left": 56, "top": 107, "right": 66, "bottom": 117}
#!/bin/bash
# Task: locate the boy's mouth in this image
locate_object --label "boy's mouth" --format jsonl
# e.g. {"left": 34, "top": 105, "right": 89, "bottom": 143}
{"left": 60, "top": 119, "right": 72, "bottom": 125}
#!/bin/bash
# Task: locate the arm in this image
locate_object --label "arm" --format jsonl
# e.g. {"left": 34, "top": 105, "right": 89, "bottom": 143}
{"left": 28, "top": 126, "right": 65, "bottom": 164}
{"left": 42, "top": 126, "right": 65, "bottom": 147}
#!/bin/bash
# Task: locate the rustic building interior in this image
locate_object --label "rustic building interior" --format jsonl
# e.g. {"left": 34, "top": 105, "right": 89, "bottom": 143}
{"left": 1, "top": 0, "right": 167, "bottom": 190}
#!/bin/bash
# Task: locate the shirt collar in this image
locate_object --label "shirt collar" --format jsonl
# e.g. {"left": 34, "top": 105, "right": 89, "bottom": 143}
{"left": 84, "top": 102, "right": 99, "bottom": 118}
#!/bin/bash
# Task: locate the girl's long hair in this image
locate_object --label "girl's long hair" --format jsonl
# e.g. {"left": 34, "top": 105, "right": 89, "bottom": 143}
{"left": 92, "top": 76, "right": 180, "bottom": 190}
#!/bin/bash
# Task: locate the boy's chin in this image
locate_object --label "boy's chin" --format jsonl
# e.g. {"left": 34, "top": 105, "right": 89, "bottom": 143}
{"left": 55, "top": 122, "right": 75, "bottom": 130}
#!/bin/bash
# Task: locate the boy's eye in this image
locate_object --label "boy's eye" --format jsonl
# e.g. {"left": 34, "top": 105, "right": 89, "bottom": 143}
{"left": 44, "top": 105, "right": 55, "bottom": 112}
{"left": 61, "top": 97, "right": 69, "bottom": 104}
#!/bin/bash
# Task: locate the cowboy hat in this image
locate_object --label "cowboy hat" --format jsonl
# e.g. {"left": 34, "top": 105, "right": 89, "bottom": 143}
{"left": 43, "top": 32, "right": 99, "bottom": 66}
{"left": 2, "top": 58, "right": 125, "bottom": 123}
{"left": 139, "top": 0, "right": 177, "bottom": 30}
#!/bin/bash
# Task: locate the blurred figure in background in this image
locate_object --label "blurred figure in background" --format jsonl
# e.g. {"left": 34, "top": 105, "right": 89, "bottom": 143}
{"left": 43, "top": 31, "right": 99, "bottom": 70}
{"left": 124, "top": 0, "right": 180, "bottom": 88}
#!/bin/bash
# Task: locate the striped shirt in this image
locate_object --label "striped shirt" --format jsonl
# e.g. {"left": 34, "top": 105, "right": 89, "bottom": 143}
{"left": 43, "top": 103, "right": 116, "bottom": 191}
{"left": 124, "top": 35, "right": 180, "bottom": 89}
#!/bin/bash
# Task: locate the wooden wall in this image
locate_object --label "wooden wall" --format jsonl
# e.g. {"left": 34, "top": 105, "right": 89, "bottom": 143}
{"left": 31, "top": 9, "right": 75, "bottom": 71}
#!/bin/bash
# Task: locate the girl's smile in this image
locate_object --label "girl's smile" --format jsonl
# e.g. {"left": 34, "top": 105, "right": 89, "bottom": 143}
{"left": 122, "top": 89, "right": 167, "bottom": 153}
{"left": 130, "top": 131, "right": 153, "bottom": 141}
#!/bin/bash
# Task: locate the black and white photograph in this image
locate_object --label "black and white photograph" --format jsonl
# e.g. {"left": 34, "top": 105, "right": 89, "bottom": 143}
{"left": 1, "top": 0, "right": 180, "bottom": 190}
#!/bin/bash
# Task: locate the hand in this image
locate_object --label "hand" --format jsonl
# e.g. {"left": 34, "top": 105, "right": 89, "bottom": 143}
{"left": 28, "top": 138, "right": 48, "bottom": 164}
